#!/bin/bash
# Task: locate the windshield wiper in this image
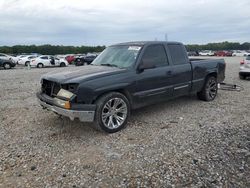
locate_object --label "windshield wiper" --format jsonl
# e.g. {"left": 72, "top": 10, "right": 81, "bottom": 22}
{"left": 100, "top": 63, "right": 118, "bottom": 67}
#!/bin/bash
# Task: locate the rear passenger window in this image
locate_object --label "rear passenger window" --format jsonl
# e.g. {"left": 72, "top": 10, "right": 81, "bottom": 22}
{"left": 168, "top": 44, "right": 187, "bottom": 65}
{"left": 40, "top": 56, "right": 48, "bottom": 59}
{"left": 142, "top": 45, "right": 169, "bottom": 67}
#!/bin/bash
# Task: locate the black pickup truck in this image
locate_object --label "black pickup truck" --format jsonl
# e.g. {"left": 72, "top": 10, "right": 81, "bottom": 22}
{"left": 37, "top": 41, "right": 225, "bottom": 133}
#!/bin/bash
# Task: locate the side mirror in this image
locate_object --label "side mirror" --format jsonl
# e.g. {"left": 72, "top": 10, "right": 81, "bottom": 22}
{"left": 138, "top": 60, "right": 156, "bottom": 72}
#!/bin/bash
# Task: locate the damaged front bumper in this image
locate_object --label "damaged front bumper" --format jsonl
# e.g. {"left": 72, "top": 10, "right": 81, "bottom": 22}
{"left": 37, "top": 92, "right": 96, "bottom": 122}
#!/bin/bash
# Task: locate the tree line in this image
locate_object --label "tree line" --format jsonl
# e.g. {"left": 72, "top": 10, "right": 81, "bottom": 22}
{"left": 0, "top": 45, "right": 106, "bottom": 55}
{"left": 185, "top": 41, "right": 250, "bottom": 51}
{"left": 0, "top": 41, "right": 249, "bottom": 55}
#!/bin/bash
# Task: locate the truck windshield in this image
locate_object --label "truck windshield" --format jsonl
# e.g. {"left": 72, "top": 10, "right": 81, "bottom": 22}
{"left": 92, "top": 45, "right": 142, "bottom": 68}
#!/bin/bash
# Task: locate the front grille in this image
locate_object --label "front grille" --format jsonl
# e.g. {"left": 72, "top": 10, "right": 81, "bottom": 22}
{"left": 42, "top": 79, "right": 61, "bottom": 97}
{"left": 53, "top": 83, "right": 61, "bottom": 96}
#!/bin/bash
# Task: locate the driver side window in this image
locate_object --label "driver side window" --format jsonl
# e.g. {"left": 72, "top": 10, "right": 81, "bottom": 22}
{"left": 141, "top": 45, "right": 169, "bottom": 67}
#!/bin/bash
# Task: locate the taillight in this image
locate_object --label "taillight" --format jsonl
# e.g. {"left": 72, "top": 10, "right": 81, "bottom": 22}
{"left": 240, "top": 60, "right": 245, "bottom": 65}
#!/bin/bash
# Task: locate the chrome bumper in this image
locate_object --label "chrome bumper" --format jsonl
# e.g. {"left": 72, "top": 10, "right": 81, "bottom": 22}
{"left": 38, "top": 98, "right": 95, "bottom": 122}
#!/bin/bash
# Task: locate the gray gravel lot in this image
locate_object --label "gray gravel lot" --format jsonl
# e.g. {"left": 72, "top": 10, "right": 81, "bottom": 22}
{"left": 0, "top": 57, "right": 249, "bottom": 187}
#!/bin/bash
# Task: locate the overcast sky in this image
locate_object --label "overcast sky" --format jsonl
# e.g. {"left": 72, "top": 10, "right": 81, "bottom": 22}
{"left": 0, "top": 0, "right": 250, "bottom": 46}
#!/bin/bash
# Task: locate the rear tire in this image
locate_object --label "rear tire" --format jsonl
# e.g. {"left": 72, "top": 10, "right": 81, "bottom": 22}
{"left": 3, "top": 63, "right": 11, "bottom": 69}
{"left": 37, "top": 63, "right": 44, "bottom": 68}
{"left": 25, "top": 61, "right": 30, "bottom": 66}
{"left": 197, "top": 76, "right": 218, "bottom": 101}
{"left": 60, "top": 62, "right": 66, "bottom": 67}
{"left": 94, "top": 92, "right": 130, "bottom": 133}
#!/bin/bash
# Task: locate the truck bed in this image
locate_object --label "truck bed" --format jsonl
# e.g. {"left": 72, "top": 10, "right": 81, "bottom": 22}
{"left": 189, "top": 58, "right": 226, "bottom": 92}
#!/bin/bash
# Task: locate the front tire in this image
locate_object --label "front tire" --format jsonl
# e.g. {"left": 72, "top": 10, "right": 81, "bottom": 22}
{"left": 3, "top": 63, "right": 11, "bottom": 69}
{"left": 197, "top": 76, "right": 218, "bottom": 101}
{"left": 94, "top": 92, "right": 130, "bottom": 133}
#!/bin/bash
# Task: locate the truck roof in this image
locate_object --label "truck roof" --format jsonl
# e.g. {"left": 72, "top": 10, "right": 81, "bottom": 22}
{"left": 112, "top": 41, "right": 183, "bottom": 46}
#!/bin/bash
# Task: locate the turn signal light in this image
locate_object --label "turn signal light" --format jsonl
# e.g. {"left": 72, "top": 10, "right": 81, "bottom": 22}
{"left": 64, "top": 101, "right": 71, "bottom": 109}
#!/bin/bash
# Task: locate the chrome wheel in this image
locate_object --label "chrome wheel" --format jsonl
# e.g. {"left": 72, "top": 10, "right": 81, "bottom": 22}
{"left": 207, "top": 79, "right": 217, "bottom": 99}
{"left": 101, "top": 98, "right": 128, "bottom": 129}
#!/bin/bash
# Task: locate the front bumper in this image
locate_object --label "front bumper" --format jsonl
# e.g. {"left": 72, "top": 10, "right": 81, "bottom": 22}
{"left": 37, "top": 92, "right": 96, "bottom": 122}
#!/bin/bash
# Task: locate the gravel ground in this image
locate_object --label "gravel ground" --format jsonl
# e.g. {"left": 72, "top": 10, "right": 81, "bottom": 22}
{"left": 0, "top": 57, "right": 249, "bottom": 187}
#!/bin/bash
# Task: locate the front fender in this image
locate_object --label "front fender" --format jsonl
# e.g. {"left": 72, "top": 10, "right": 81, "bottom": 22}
{"left": 76, "top": 82, "right": 132, "bottom": 104}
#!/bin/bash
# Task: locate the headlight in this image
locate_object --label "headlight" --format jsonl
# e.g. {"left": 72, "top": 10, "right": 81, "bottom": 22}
{"left": 53, "top": 98, "right": 71, "bottom": 109}
{"left": 57, "top": 89, "right": 74, "bottom": 99}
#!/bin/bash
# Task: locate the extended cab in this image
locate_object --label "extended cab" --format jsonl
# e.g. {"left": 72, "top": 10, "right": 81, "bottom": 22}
{"left": 37, "top": 41, "right": 225, "bottom": 133}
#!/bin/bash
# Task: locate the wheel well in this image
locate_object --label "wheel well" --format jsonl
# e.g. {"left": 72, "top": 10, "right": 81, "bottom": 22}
{"left": 206, "top": 72, "right": 217, "bottom": 80}
{"left": 199, "top": 72, "right": 217, "bottom": 89}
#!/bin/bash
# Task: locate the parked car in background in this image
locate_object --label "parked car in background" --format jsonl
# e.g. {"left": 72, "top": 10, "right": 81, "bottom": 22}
{"left": 65, "top": 55, "right": 75, "bottom": 64}
{"left": 232, "top": 50, "right": 250, "bottom": 56}
{"left": 30, "top": 56, "right": 68, "bottom": 68}
{"left": 74, "top": 55, "right": 86, "bottom": 66}
{"left": 74, "top": 54, "right": 98, "bottom": 66}
{"left": 18, "top": 55, "right": 38, "bottom": 66}
{"left": 199, "top": 50, "right": 214, "bottom": 56}
{"left": 0, "top": 58, "right": 16, "bottom": 69}
{"left": 84, "top": 54, "right": 98, "bottom": 64}
{"left": 239, "top": 55, "right": 250, "bottom": 79}
{"left": 187, "top": 51, "right": 199, "bottom": 56}
{"left": 233, "top": 50, "right": 244, "bottom": 56}
{"left": 226, "top": 51, "right": 233, "bottom": 56}
{"left": 0, "top": 53, "right": 15, "bottom": 61}
{"left": 214, "top": 51, "right": 232, "bottom": 56}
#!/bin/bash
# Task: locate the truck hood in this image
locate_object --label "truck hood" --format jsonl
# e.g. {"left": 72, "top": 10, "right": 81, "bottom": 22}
{"left": 41, "top": 65, "right": 127, "bottom": 84}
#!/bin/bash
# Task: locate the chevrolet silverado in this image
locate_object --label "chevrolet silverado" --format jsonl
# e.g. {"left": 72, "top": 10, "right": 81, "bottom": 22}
{"left": 37, "top": 41, "right": 225, "bottom": 133}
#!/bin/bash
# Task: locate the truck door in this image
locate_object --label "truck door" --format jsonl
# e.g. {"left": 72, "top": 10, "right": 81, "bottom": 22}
{"left": 167, "top": 44, "right": 192, "bottom": 96}
{"left": 134, "top": 44, "right": 173, "bottom": 104}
